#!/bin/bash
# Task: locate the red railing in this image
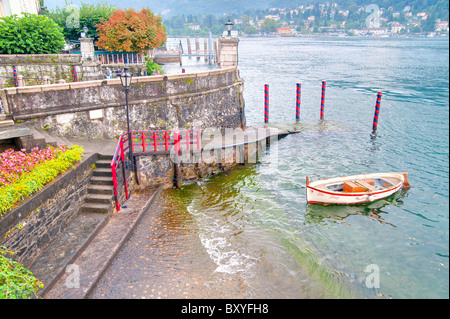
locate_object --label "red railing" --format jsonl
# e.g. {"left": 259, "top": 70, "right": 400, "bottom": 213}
{"left": 111, "top": 129, "right": 201, "bottom": 211}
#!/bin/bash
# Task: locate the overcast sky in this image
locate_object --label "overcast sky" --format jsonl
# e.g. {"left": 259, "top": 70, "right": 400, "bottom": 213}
{"left": 43, "top": 0, "right": 165, "bottom": 12}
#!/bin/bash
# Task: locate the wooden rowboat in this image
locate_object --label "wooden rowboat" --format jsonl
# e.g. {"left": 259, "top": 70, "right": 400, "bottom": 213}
{"left": 306, "top": 172, "right": 410, "bottom": 205}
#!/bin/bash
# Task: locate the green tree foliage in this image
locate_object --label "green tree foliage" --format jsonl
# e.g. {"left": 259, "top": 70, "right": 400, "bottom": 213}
{"left": 261, "top": 18, "right": 278, "bottom": 33}
{"left": 46, "top": 0, "right": 117, "bottom": 41}
{"left": 0, "top": 13, "right": 65, "bottom": 54}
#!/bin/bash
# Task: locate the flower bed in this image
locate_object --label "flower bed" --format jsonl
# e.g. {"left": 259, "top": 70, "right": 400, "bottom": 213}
{"left": 0, "top": 145, "right": 84, "bottom": 216}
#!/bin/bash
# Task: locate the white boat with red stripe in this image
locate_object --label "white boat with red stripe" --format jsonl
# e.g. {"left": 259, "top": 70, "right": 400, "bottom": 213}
{"left": 306, "top": 172, "right": 410, "bottom": 205}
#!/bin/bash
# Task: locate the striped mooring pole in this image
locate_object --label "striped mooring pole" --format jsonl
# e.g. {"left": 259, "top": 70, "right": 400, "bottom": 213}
{"left": 372, "top": 92, "right": 382, "bottom": 134}
{"left": 264, "top": 84, "right": 269, "bottom": 124}
{"left": 295, "top": 83, "right": 301, "bottom": 122}
{"left": 12, "top": 66, "right": 18, "bottom": 87}
{"left": 72, "top": 65, "right": 77, "bottom": 82}
{"left": 320, "top": 81, "right": 326, "bottom": 120}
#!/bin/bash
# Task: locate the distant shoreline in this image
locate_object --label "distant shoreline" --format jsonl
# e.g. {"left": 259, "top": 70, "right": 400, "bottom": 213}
{"left": 167, "top": 33, "right": 449, "bottom": 39}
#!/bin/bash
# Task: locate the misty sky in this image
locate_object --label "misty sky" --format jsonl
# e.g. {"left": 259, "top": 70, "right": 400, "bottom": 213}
{"left": 43, "top": 0, "right": 166, "bottom": 12}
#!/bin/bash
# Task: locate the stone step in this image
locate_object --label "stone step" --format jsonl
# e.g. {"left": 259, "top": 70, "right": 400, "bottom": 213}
{"left": 0, "top": 114, "right": 13, "bottom": 121}
{"left": 0, "top": 120, "right": 15, "bottom": 128}
{"left": 85, "top": 194, "right": 113, "bottom": 204}
{"left": 98, "top": 153, "right": 113, "bottom": 161}
{"left": 28, "top": 127, "right": 53, "bottom": 148}
{"left": 93, "top": 168, "right": 112, "bottom": 177}
{"left": 95, "top": 160, "right": 112, "bottom": 169}
{"left": 89, "top": 176, "right": 114, "bottom": 186}
{"left": 56, "top": 136, "right": 73, "bottom": 148}
{"left": 87, "top": 184, "right": 114, "bottom": 195}
{"left": 35, "top": 128, "right": 72, "bottom": 148}
{"left": 80, "top": 203, "right": 112, "bottom": 214}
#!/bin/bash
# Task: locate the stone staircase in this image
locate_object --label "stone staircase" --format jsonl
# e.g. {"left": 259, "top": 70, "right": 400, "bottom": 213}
{"left": 27, "top": 127, "right": 73, "bottom": 149}
{"left": 29, "top": 154, "right": 116, "bottom": 297}
{"left": 81, "top": 155, "right": 115, "bottom": 214}
{"left": 0, "top": 114, "right": 14, "bottom": 128}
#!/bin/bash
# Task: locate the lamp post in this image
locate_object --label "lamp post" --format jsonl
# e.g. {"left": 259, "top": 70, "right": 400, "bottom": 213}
{"left": 225, "top": 19, "right": 234, "bottom": 37}
{"left": 120, "top": 66, "right": 133, "bottom": 162}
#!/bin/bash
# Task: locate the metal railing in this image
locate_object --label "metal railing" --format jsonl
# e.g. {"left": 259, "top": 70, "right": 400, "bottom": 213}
{"left": 95, "top": 52, "right": 145, "bottom": 65}
{"left": 110, "top": 129, "right": 201, "bottom": 211}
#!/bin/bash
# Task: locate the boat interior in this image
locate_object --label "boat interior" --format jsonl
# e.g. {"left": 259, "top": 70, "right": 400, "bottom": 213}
{"left": 325, "top": 178, "right": 396, "bottom": 193}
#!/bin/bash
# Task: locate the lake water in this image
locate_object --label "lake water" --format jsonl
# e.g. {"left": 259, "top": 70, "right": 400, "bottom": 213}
{"left": 165, "top": 36, "right": 449, "bottom": 299}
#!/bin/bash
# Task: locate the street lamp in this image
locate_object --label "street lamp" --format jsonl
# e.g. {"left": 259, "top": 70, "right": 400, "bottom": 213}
{"left": 120, "top": 66, "right": 133, "bottom": 161}
{"left": 225, "top": 19, "right": 234, "bottom": 37}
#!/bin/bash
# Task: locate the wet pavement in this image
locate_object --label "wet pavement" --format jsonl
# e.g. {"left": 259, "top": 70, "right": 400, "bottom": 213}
{"left": 90, "top": 191, "right": 250, "bottom": 299}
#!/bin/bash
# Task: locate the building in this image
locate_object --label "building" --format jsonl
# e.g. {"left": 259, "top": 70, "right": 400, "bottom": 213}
{"left": 265, "top": 15, "right": 280, "bottom": 21}
{"left": 435, "top": 21, "right": 449, "bottom": 32}
{"left": 276, "top": 27, "right": 291, "bottom": 35}
{"left": 390, "top": 22, "right": 406, "bottom": 34}
{"left": 187, "top": 23, "right": 200, "bottom": 31}
{"left": 355, "top": 27, "right": 389, "bottom": 36}
{"left": 0, "top": 0, "right": 40, "bottom": 17}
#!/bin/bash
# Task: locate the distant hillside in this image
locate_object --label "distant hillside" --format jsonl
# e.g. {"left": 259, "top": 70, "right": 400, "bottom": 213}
{"left": 43, "top": 0, "right": 448, "bottom": 17}
{"left": 43, "top": 0, "right": 272, "bottom": 15}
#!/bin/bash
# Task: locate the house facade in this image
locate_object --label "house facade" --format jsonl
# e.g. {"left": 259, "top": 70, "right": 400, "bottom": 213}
{"left": 0, "top": 0, "right": 40, "bottom": 17}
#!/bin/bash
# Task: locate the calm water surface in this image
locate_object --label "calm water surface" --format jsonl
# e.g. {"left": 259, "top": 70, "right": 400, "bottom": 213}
{"left": 165, "top": 36, "right": 449, "bottom": 298}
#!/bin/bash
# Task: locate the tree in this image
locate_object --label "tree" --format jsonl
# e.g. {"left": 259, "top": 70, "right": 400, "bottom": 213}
{"left": 0, "top": 13, "right": 65, "bottom": 54}
{"left": 96, "top": 8, "right": 167, "bottom": 53}
{"left": 47, "top": 0, "right": 117, "bottom": 41}
{"left": 47, "top": 0, "right": 117, "bottom": 40}
{"left": 261, "top": 18, "right": 278, "bottom": 33}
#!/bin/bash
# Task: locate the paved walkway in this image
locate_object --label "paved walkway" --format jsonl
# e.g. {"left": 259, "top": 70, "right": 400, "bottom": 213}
{"left": 43, "top": 186, "right": 161, "bottom": 299}
{"left": 67, "top": 138, "right": 119, "bottom": 156}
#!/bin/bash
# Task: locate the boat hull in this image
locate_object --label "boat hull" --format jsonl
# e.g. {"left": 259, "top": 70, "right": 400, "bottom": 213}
{"left": 306, "top": 173, "right": 407, "bottom": 205}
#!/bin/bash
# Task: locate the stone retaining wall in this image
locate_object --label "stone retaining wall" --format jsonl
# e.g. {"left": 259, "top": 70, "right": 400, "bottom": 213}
{"left": 1, "top": 67, "right": 245, "bottom": 139}
{"left": 0, "top": 54, "right": 83, "bottom": 89}
{"left": 0, "top": 154, "right": 97, "bottom": 267}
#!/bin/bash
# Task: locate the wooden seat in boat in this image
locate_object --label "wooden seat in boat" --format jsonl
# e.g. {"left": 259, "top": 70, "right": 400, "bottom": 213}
{"left": 343, "top": 180, "right": 377, "bottom": 193}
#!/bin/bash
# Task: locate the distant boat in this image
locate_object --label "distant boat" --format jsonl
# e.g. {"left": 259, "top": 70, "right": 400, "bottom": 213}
{"left": 306, "top": 172, "right": 410, "bottom": 205}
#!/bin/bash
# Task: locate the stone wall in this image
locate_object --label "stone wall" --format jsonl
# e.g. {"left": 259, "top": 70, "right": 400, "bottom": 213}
{"left": 0, "top": 54, "right": 83, "bottom": 89}
{"left": 1, "top": 67, "right": 245, "bottom": 139}
{"left": 0, "top": 154, "right": 97, "bottom": 267}
{"left": 135, "top": 128, "right": 274, "bottom": 189}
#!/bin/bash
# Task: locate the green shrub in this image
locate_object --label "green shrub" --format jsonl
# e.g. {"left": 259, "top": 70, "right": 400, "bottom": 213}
{"left": 0, "top": 246, "right": 44, "bottom": 299}
{"left": 145, "top": 57, "right": 164, "bottom": 75}
{"left": 0, "top": 13, "right": 65, "bottom": 54}
{"left": 0, "top": 145, "right": 84, "bottom": 216}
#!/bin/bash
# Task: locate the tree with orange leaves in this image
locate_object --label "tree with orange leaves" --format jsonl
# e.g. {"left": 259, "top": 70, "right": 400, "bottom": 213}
{"left": 96, "top": 8, "right": 166, "bottom": 53}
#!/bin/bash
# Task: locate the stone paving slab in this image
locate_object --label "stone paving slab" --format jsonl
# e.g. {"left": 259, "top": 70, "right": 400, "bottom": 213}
{"left": 29, "top": 212, "right": 109, "bottom": 297}
{"left": 43, "top": 186, "right": 162, "bottom": 299}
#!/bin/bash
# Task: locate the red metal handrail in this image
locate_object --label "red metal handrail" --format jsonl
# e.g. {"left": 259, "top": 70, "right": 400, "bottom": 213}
{"left": 110, "top": 129, "right": 201, "bottom": 211}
